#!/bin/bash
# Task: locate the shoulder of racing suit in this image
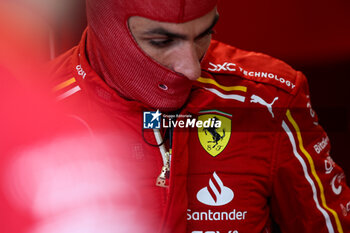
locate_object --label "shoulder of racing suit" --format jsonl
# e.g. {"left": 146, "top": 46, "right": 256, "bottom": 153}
{"left": 198, "top": 40, "right": 350, "bottom": 233}
{"left": 48, "top": 46, "right": 87, "bottom": 106}
{"left": 49, "top": 46, "right": 77, "bottom": 83}
{"left": 200, "top": 39, "right": 304, "bottom": 97}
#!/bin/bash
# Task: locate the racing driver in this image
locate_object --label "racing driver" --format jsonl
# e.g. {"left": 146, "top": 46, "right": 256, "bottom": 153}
{"left": 49, "top": 0, "right": 350, "bottom": 232}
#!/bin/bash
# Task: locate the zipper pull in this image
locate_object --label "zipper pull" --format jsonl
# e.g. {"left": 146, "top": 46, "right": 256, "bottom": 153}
{"left": 156, "top": 151, "right": 170, "bottom": 188}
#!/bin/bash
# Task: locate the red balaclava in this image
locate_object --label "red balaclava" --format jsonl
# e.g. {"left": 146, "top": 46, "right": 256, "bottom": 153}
{"left": 86, "top": 0, "right": 217, "bottom": 111}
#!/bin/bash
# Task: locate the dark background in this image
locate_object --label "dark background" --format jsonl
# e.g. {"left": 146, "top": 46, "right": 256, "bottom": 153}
{"left": 53, "top": 0, "right": 349, "bottom": 178}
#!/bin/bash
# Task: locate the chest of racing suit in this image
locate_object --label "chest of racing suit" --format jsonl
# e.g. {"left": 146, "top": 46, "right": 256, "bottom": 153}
{"left": 50, "top": 33, "right": 350, "bottom": 233}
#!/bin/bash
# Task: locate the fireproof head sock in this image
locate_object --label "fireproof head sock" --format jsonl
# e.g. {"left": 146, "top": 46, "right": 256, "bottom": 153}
{"left": 86, "top": 0, "right": 217, "bottom": 111}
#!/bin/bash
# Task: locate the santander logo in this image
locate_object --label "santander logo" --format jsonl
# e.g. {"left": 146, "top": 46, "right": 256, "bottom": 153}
{"left": 197, "top": 172, "right": 234, "bottom": 206}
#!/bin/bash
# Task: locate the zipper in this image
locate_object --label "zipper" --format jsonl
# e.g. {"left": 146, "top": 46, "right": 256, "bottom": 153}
{"left": 153, "top": 117, "right": 174, "bottom": 188}
{"left": 156, "top": 151, "right": 171, "bottom": 187}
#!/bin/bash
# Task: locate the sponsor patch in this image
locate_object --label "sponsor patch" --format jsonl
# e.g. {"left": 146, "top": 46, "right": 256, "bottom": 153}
{"left": 198, "top": 110, "right": 232, "bottom": 157}
{"left": 196, "top": 172, "right": 234, "bottom": 206}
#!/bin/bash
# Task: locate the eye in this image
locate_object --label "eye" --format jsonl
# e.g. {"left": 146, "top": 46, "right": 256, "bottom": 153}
{"left": 149, "top": 38, "right": 174, "bottom": 48}
{"left": 197, "top": 29, "right": 216, "bottom": 40}
{"left": 206, "top": 29, "right": 216, "bottom": 36}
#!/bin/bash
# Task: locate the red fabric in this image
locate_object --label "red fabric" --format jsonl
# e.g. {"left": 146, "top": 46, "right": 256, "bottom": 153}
{"left": 47, "top": 38, "right": 350, "bottom": 232}
{"left": 85, "top": 0, "right": 217, "bottom": 111}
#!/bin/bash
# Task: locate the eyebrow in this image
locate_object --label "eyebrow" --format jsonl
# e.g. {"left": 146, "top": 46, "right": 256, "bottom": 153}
{"left": 142, "top": 13, "right": 220, "bottom": 40}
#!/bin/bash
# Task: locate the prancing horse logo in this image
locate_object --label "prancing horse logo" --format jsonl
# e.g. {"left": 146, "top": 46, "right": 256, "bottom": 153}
{"left": 198, "top": 111, "right": 231, "bottom": 157}
{"left": 203, "top": 117, "right": 225, "bottom": 149}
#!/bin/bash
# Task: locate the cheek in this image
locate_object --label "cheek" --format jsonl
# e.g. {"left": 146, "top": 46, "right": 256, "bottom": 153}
{"left": 140, "top": 45, "right": 176, "bottom": 69}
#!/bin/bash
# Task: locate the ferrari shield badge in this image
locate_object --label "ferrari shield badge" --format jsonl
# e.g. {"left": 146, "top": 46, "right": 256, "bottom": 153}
{"left": 198, "top": 110, "right": 232, "bottom": 157}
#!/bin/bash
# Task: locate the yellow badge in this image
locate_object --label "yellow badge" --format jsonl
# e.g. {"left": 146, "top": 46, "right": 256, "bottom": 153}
{"left": 197, "top": 110, "right": 232, "bottom": 157}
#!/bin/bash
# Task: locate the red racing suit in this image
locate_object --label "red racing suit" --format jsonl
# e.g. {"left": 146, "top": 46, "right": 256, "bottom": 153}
{"left": 49, "top": 31, "right": 350, "bottom": 233}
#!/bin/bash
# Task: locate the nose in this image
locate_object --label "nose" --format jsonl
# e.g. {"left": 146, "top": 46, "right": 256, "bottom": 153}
{"left": 172, "top": 43, "right": 202, "bottom": 81}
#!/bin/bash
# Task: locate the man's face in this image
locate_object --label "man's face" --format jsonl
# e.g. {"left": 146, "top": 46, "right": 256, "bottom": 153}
{"left": 129, "top": 8, "right": 218, "bottom": 81}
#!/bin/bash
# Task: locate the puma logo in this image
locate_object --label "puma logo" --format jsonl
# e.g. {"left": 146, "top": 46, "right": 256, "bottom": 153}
{"left": 250, "top": 95, "right": 279, "bottom": 118}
